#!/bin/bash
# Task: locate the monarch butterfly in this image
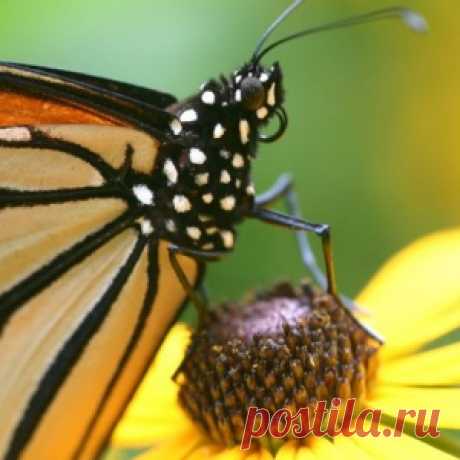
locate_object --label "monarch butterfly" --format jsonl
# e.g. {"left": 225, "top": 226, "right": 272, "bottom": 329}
{"left": 0, "top": 1, "right": 424, "bottom": 459}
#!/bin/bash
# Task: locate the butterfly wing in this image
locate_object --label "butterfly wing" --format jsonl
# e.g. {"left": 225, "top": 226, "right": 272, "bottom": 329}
{"left": 0, "top": 66, "right": 200, "bottom": 460}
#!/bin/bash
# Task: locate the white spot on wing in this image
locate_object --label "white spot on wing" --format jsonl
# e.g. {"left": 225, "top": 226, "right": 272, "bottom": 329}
{"left": 235, "top": 89, "right": 242, "bottom": 102}
{"left": 202, "top": 242, "right": 214, "bottom": 250}
{"left": 0, "top": 127, "right": 31, "bottom": 142}
{"left": 206, "top": 227, "right": 218, "bottom": 235}
{"left": 173, "top": 194, "right": 192, "bottom": 213}
{"left": 220, "top": 149, "right": 230, "bottom": 160}
{"left": 139, "top": 218, "right": 154, "bottom": 235}
{"left": 132, "top": 184, "right": 154, "bottom": 205}
{"left": 235, "top": 74, "right": 242, "bottom": 84}
{"left": 201, "top": 90, "right": 216, "bottom": 105}
{"left": 246, "top": 183, "right": 255, "bottom": 195}
{"left": 180, "top": 108, "right": 198, "bottom": 123}
{"left": 189, "top": 147, "right": 206, "bottom": 165}
{"left": 166, "top": 219, "right": 177, "bottom": 232}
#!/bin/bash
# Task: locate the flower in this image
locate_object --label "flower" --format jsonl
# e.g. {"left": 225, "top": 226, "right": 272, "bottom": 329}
{"left": 107, "top": 228, "right": 460, "bottom": 459}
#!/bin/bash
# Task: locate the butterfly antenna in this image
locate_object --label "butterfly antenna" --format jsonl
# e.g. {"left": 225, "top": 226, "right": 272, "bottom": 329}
{"left": 252, "top": 0, "right": 305, "bottom": 62}
{"left": 254, "top": 6, "right": 427, "bottom": 63}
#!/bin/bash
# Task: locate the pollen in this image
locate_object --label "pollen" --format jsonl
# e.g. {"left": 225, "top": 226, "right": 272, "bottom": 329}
{"left": 177, "top": 283, "right": 381, "bottom": 447}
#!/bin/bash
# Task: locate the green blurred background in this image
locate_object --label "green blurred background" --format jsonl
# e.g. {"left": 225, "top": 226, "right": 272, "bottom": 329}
{"left": 0, "top": 1, "right": 457, "bottom": 304}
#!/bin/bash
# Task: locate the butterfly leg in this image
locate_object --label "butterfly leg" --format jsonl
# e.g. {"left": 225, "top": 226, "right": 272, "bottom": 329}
{"left": 251, "top": 181, "right": 384, "bottom": 343}
{"left": 255, "top": 173, "right": 367, "bottom": 315}
{"left": 168, "top": 243, "right": 224, "bottom": 323}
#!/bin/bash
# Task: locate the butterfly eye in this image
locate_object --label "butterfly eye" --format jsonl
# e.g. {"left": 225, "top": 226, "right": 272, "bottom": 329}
{"left": 240, "top": 76, "right": 265, "bottom": 111}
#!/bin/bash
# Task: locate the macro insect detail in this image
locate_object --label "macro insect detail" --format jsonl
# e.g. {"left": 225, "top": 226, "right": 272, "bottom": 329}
{"left": 150, "top": 63, "right": 284, "bottom": 252}
{"left": 0, "top": 1, "right": 425, "bottom": 459}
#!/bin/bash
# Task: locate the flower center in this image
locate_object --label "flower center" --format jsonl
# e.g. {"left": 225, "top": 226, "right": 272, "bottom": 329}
{"left": 176, "top": 283, "right": 380, "bottom": 446}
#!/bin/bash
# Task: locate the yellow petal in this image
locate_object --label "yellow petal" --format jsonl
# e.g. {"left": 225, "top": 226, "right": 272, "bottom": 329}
{"left": 351, "top": 427, "right": 457, "bottom": 460}
{"left": 357, "top": 228, "right": 460, "bottom": 360}
{"left": 379, "top": 341, "right": 460, "bottom": 386}
{"left": 186, "top": 444, "right": 228, "bottom": 460}
{"left": 245, "top": 447, "right": 274, "bottom": 460}
{"left": 369, "top": 384, "right": 460, "bottom": 429}
{"left": 275, "top": 441, "right": 297, "bottom": 460}
{"left": 131, "top": 428, "right": 204, "bottom": 460}
{"left": 111, "top": 324, "right": 193, "bottom": 447}
{"left": 210, "top": 446, "right": 248, "bottom": 460}
{"left": 294, "top": 445, "right": 317, "bottom": 460}
{"left": 333, "top": 436, "right": 374, "bottom": 459}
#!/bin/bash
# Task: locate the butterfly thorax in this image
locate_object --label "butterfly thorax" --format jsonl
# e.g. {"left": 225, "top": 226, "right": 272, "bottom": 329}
{"left": 146, "top": 62, "right": 284, "bottom": 252}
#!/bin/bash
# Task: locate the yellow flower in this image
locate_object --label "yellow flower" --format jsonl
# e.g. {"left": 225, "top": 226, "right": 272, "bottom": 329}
{"left": 108, "top": 228, "right": 460, "bottom": 459}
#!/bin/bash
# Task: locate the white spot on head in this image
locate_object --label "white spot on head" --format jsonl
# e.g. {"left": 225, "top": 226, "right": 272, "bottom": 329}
{"left": 220, "top": 149, "right": 230, "bottom": 160}
{"left": 180, "top": 108, "right": 198, "bottom": 123}
{"left": 163, "top": 159, "right": 178, "bottom": 184}
{"left": 186, "top": 226, "right": 202, "bottom": 240}
{"left": 201, "top": 90, "right": 216, "bottom": 105}
{"left": 139, "top": 218, "right": 154, "bottom": 235}
{"left": 256, "top": 106, "right": 269, "bottom": 120}
{"left": 235, "top": 74, "right": 242, "bottom": 84}
{"left": 246, "top": 183, "right": 255, "bottom": 195}
{"left": 267, "top": 83, "right": 276, "bottom": 106}
{"left": 239, "top": 119, "right": 250, "bottom": 145}
{"left": 220, "top": 169, "right": 231, "bottom": 184}
{"left": 173, "top": 194, "right": 192, "bottom": 213}
{"left": 220, "top": 195, "right": 236, "bottom": 211}
{"left": 0, "top": 127, "right": 31, "bottom": 142}
{"left": 213, "top": 123, "right": 226, "bottom": 139}
{"left": 189, "top": 147, "right": 207, "bottom": 165}
{"left": 235, "top": 89, "right": 242, "bottom": 102}
{"left": 169, "top": 118, "right": 182, "bottom": 135}
{"left": 202, "top": 242, "right": 214, "bottom": 250}
{"left": 202, "top": 193, "right": 214, "bottom": 204}
{"left": 232, "top": 153, "right": 245, "bottom": 169}
{"left": 206, "top": 227, "right": 218, "bottom": 235}
{"left": 259, "top": 72, "right": 269, "bottom": 82}
{"left": 166, "top": 219, "right": 176, "bottom": 233}
{"left": 220, "top": 230, "right": 234, "bottom": 249}
{"left": 132, "top": 184, "right": 154, "bottom": 205}
{"left": 195, "top": 172, "right": 209, "bottom": 186}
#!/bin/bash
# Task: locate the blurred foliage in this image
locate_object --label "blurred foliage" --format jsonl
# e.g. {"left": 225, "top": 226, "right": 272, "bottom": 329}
{"left": 0, "top": 1, "right": 457, "bottom": 311}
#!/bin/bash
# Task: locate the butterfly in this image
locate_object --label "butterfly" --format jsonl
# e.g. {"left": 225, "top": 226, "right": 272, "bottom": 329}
{"left": 0, "top": 1, "right": 423, "bottom": 459}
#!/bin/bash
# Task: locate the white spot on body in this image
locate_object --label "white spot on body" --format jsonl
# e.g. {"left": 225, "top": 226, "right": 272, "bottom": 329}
{"left": 259, "top": 72, "right": 269, "bottom": 82}
{"left": 195, "top": 172, "right": 209, "bottom": 186}
{"left": 267, "top": 83, "right": 276, "bottom": 106}
{"left": 213, "top": 123, "right": 226, "bottom": 139}
{"left": 180, "top": 108, "right": 198, "bottom": 123}
{"left": 201, "top": 90, "right": 216, "bottom": 105}
{"left": 163, "top": 159, "right": 178, "bottom": 184}
{"left": 235, "top": 89, "right": 242, "bottom": 102}
{"left": 220, "top": 230, "right": 234, "bottom": 249}
{"left": 166, "top": 219, "right": 176, "bottom": 233}
{"left": 202, "top": 193, "right": 214, "bottom": 204}
{"left": 220, "top": 149, "right": 230, "bottom": 160}
{"left": 186, "top": 226, "right": 202, "bottom": 240}
{"left": 0, "top": 127, "right": 31, "bottom": 142}
{"left": 232, "top": 153, "right": 245, "bottom": 169}
{"left": 239, "top": 119, "right": 250, "bottom": 145}
{"left": 189, "top": 147, "right": 207, "bottom": 165}
{"left": 173, "top": 194, "right": 192, "bottom": 213}
{"left": 169, "top": 119, "right": 182, "bottom": 135}
{"left": 235, "top": 179, "right": 242, "bottom": 189}
{"left": 256, "top": 106, "right": 269, "bottom": 120}
{"left": 220, "top": 195, "right": 236, "bottom": 211}
{"left": 220, "top": 170, "right": 231, "bottom": 184}
{"left": 132, "top": 184, "right": 154, "bottom": 205}
{"left": 198, "top": 214, "right": 212, "bottom": 222}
